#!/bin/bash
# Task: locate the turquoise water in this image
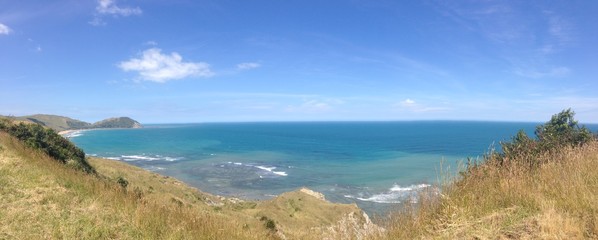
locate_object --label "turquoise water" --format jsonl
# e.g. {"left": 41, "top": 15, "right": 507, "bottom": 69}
{"left": 68, "top": 121, "right": 596, "bottom": 215}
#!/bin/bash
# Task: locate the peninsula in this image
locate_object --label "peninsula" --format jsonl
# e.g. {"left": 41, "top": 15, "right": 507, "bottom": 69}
{"left": 12, "top": 114, "right": 142, "bottom": 132}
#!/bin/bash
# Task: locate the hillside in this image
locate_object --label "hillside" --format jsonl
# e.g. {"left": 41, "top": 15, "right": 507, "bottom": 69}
{"left": 0, "top": 118, "right": 380, "bottom": 239}
{"left": 383, "top": 109, "right": 598, "bottom": 239}
{"left": 18, "top": 114, "right": 91, "bottom": 132}
{"left": 90, "top": 117, "right": 142, "bottom": 129}
{"left": 15, "top": 114, "right": 142, "bottom": 132}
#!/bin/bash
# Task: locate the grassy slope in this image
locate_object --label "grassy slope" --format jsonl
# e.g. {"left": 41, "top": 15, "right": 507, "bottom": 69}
{"left": 383, "top": 141, "right": 598, "bottom": 239}
{"left": 0, "top": 130, "right": 377, "bottom": 239}
{"left": 13, "top": 114, "right": 141, "bottom": 132}
{"left": 18, "top": 114, "right": 90, "bottom": 132}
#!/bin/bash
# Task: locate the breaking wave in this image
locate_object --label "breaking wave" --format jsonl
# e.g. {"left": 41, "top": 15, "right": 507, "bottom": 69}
{"left": 344, "top": 183, "right": 431, "bottom": 204}
{"left": 223, "top": 162, "right": 288, "bottom": 177}
{"left": 104, "top": 154, "right": 184, "bottom": 162}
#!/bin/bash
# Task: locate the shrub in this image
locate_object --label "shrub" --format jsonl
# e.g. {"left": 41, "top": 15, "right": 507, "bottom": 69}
{"left": 117, "top": 176, "right": 129, "bottom": 189}
{"left": 534, "top": 108, "right": 593, "bottom": 150}
{"left": 259, "top": 216, "right": 276, "bottom": 231}
{"left": 497, "top": 109, "right": 594, "bottom": 169}
{"left": 0, "top": 118, "right": 94, "bottom": 173}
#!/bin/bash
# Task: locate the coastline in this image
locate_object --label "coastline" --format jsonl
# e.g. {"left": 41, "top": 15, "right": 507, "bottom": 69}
{"left": 58, "top": 129, "right": 80, "bottom": 135}
{"left": 58, "top": 129, "right": 91, "bottom": 138}
{"left": 58, "top": 126, "right": 143, "bottom": 138}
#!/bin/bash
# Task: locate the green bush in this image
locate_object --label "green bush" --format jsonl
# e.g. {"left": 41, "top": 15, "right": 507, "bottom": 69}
{"left": 497, "top": 109, "right": 594, "bottom": 169}
{"left": 534, "top": 108, "right": 593, "bottom": 150}
{"left": 0, "top": 118, "right": 94, "bottom": 173}
{"left": 117, "top": 176, "right": 129, "bottom": 189}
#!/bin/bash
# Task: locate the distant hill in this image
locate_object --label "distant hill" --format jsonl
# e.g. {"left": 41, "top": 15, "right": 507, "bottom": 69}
{"left": 14, "top": 114, "right": 142, "bottom": 132}
{"left": 91, "top": 117, "right": 142, "bottom": 129}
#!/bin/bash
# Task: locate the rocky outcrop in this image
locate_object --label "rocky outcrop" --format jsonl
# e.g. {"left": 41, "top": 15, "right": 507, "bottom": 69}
{"left": 251, "top": 188, "right": 384, "bottom": 239}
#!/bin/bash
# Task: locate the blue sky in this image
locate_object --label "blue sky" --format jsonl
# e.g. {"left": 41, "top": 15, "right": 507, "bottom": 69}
{"left": 1, "top": 0, "right": 597, "bottom": 123}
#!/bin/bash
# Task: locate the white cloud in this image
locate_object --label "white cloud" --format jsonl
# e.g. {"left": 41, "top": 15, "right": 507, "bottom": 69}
{"left": 145, "top": 41, "right": 158, "bottom": 46}
{"left": 237, "top": 62, "right": 261, "bottom": 70}
{"left": 0, "top": 23, "right": 12, "bottom": 35}
{"left": 89, "top": 18, "right": 106, "bottom": 26}
{"left": 396, "top": 98, "right": 450, "bottom": 113}
{"left": 119, "top": 48, "right": 214, "bottom": 83}
{"left": 96, "top": 0, "right": 142, "bottom": 16}
{"left": 401, "top": 98, "right": 416, "bottom": 105}
{"left": 285, "top": 99, "right": 344, "bottom": 113}
{"left": 90, "top": 0, "right": 142, "bottom": 26}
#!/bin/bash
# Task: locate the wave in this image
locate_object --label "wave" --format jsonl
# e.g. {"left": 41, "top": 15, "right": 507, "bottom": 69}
{"left": 103, "top": 154, "right": 184, "bottom": 162}
{"left": 344, "top": 183, "right": 431, "bottom": 204}
{"left": 225, "top": 162, "right": 288, "bottom": 177}
{"left": 145, "top": 166, "right": 166, "bottom": 171}
{"left": 63, "top": 130, "right": 84, "bottom": 138}
{"left": 255, "top": 165, "right": 288, "bottom": 176}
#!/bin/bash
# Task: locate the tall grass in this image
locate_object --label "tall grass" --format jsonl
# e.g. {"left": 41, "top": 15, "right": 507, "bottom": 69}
{"left": 0, "top": 132, "right": 273, "bottom": 239}
{"left": 383, "top": 139, "right": 598, "bottom": 239}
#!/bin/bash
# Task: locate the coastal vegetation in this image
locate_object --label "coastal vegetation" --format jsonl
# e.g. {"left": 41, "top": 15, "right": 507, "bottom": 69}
{"left": 0, "top": 118, "right": 94, "bottom": 173}
{"left": 384, "top": 109, "right": 598, "bottom": 239}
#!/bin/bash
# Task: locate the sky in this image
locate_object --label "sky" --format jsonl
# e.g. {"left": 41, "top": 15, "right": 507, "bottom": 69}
{"left": 1, "top": 0, "right": 597, "bottom": 123}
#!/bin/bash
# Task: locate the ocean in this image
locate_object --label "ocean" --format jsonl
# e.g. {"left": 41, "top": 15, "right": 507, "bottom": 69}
{"left": 67, "top": 121, "right": 597, "bottom": 215}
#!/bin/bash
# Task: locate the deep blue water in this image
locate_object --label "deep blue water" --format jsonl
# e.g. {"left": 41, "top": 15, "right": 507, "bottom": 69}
{"left": 68, "top": 121, "right": 597, "bottom": 215}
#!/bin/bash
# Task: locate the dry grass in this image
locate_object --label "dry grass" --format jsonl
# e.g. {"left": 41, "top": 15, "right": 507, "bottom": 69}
{"left": 0, "top": 130, "right": 380, "bottom": 239}
{"left": 382, "top": 141, "right": 598, "bottom": 239}
{"left": 0, "top": 132, "right": 272, "bottom": 239}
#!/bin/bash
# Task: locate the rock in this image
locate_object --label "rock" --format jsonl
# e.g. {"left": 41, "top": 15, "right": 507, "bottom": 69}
{"left": 299, "top": 187, "right": 326, "bottom": 201}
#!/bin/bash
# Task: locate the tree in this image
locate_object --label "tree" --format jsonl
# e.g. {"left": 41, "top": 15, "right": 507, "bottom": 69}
{"left": 497, "top": 109, "right": 594, "bottom": 169}
{"left": 534, "top": 108, "right": 593, "bottom": 150}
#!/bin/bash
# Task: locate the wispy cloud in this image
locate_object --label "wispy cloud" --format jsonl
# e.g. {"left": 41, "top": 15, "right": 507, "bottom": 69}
{"left": 119, "top": 48, "right": 213, "bottom": 83}
{"left": 432, "top": 1, "right": 577, "bottom": 80}
{"left": 395, "top": 98, "right": 450, "bottom": 113}
{"left": 96, "top": 0, "right": 142, "bottom": 16}
{"left": 0, "top": 23, "right": 12, "bottom": 35}
{"left": 90, "top": 0, "right": 142, "bottom": 26}
{"left": 547, "top": 14, "right": 573, "bottom": 47}
{"left": 285, "top": 98, "right": 344, "bottom": 113}
{"left": 515, "top": 66, "right": 570, "bottom": 79}
{"left": 236, "top": 62, "right": 261, "bottom": 70}
{"left": 400, "top": 98, "right": 416, "bottom": 106}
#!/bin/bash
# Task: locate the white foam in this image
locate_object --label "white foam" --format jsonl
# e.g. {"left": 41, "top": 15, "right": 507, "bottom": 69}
{"left": 121, "top": 155, "right": 161, "bottom": 161}
{"left": 345, "top": 194, "right": 402, "bottom": 204}
{"left": 255, "top": 166, "right": 276, "bottom": 172}
{"left": 345, "top": 183, "right": 431, "bottom": 204}
{"left": 390, "top": 183, "right": 430, "bottom": 192}
{"left": 255, "top": 165, "right": 287, "bottom": 176}
{"left": 225, "top": 162, "right": 289, "bottom": 177}
{"left": 63, "top": 130, "right": 84, "bottom": 138}
{"left": 163, "top": 156, "right": 183, "bottom": 161}
{"left": 106, "top": 154, "right": 184, "bottom": 162}
{"left": 272, "top": 171, "right": 288, "bottom": 176}
{"left": 145, "top": 166, "right": 166, "bottom": 171}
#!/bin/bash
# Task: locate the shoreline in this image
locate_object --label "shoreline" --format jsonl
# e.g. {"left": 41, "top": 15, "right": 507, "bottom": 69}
{"left": 58, "top": 126, "right": 142, "bottom": 137}
{"left": 58, "top": 129, "right": 81, "bottom": 135}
